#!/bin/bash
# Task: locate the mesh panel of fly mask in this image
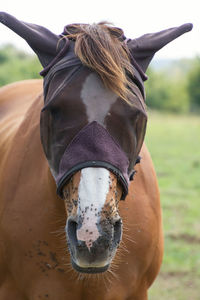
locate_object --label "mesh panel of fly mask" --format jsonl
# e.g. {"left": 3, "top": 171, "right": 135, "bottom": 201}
{"left": 40, "top": 41, "right": 147, "bottom": 200}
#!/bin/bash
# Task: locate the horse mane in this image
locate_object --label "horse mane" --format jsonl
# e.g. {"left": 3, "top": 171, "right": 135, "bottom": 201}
{"left": 64, "top": 22, "right": 134, "bottom": 104}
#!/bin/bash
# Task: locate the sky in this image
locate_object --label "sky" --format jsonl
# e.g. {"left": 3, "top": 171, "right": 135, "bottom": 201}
{"left": 0, "top": 0, "right": 199, "bottom": 60}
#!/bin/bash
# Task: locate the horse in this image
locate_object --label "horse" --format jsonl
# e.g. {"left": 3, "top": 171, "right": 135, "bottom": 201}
{"left": 0, "top": 12, "right": 192, "bottom": 300}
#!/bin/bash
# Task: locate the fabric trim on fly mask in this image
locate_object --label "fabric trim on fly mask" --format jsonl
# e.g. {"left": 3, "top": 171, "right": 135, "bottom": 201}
{"left": 56, "top": 121, "right": 130, "bottom": 199}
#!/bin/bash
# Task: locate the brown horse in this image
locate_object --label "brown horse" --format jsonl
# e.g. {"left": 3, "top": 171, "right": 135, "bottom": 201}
{"left": 0, "top": 13, "right": 192, "bottom": 300}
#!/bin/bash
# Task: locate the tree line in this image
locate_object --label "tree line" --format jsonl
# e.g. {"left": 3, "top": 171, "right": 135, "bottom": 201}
{"left": 145, "top": 58, "right": 200, "bottom": 113}
{"left": 0, "top": 44, "right": 40, "bottom": 85}
{"left": 0, "top": 44, "right": 199, "bottom": 113}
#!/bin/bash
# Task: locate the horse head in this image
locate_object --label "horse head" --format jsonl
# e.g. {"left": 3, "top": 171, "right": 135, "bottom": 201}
{"left": 0, "top": 12, "right": 192, "bottom": 273}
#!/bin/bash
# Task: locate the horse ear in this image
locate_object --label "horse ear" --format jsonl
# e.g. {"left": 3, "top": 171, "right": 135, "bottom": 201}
{"left": 127, "top": 23, "right": 193, "bottom": 73}
{"left": 0, "top": 12, "right": 61, "bottom": 67}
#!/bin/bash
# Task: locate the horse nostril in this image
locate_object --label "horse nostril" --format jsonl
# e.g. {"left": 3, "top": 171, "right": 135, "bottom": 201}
{"left": 113, "top": 219, "right": 122, "bottom": 246}
{"left": 67, "top": 219, "right": 78, "bottom": 245}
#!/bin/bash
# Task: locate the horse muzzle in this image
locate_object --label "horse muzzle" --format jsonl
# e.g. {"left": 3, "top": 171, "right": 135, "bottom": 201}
{"left": 66, "top": 216, "right": 122, "bottom": 273}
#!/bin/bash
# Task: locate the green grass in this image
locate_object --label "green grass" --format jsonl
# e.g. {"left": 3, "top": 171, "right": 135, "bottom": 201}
{"left": 145, "top": 112, "right": 200, "bottom": 300}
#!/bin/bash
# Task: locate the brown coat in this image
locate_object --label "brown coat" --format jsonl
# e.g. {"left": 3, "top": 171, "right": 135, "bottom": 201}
{"left": 0, "top": 79, "right": 163, "bottom": 300}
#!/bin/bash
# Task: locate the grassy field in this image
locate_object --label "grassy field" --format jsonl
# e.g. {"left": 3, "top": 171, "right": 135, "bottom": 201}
{"left": 145, "top": 112, "right": 200, "bottom": 300}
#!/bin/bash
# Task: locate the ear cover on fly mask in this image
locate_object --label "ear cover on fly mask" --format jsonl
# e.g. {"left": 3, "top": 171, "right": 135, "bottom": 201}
{"left": 0, "top": 11, "right": 63, "bottom": 67}
{"left": 0, "top": 12, "right": 193, "bottom": 75}
{"left": 127, "top": 23, "right": 193, "bottom": 74}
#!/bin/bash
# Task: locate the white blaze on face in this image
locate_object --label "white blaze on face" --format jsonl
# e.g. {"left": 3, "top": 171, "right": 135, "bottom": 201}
{"left": 81, "top": 73, "right": 117, "bottom": 125}
{"left": 76, "top": 167, "right": 110, "bottom": 250}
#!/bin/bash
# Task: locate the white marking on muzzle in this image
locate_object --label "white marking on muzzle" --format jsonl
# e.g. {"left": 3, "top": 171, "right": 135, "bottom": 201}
{"left": 76, "top": 168, "right": 110, "bottom": 250}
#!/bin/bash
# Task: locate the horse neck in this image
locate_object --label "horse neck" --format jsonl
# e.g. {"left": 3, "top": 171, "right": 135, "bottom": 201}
{"left": 1, "top": 93, "right": 58, "bottom": 203}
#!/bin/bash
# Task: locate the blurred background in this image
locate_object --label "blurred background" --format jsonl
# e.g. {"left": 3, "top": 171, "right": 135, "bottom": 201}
{"left": 1, "top": 0, "right": 200, "bottom": 299}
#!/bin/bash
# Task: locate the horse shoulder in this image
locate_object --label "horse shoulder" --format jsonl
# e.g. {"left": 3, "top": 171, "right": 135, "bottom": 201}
{"left": 118, "top": 143, "right": 163, "bottom": 292}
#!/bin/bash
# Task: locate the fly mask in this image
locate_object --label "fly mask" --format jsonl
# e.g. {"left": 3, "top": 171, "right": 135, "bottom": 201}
{"left": 0, "top": 12, "right": 193, "bottom": 200}
{"left": 40, "top": 40, "right": 147, "bottom": 200}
